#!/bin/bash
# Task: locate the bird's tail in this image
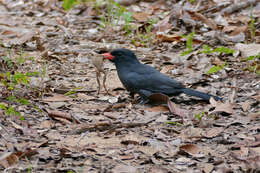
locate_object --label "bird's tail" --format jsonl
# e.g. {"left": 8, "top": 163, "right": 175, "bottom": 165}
{"left": 182, "top": 88, "right": 222, "bottom": 101}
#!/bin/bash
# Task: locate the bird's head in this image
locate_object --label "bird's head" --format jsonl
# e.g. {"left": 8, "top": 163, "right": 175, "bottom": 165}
{"left": 102, "top": 48, "right": 138, "bottom": 63}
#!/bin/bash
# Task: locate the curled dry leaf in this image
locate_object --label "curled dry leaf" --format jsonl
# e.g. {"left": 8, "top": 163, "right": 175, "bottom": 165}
{"left": 209, "top": 97, "right": 234, "bottom": 114}
{"left": 156, "top": 34, "right": 182, "bottom": 43}
{"left": 133, "top": 12, "right": 150, "bottom": 22}
{"left": 235, "top": 43, "right": 260, "bottom": 57}
{"left": 187, "top": 10, "right": 217, "bottom": 30}
{"left": 92, "top": 53, "right": 109, "bottom": 95}
{"left": 148, "top": 93, "right": 187, "bottom": 117}
{"left": 240, "top": 101, "right": 251, "bottom": 112}
{"left": 179, "top": 144, "right": 201, "bottom": 156}
{"left": 202, "top": 127, "right": 224, "bottom": 138}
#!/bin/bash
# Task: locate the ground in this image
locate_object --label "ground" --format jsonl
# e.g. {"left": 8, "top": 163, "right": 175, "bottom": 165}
{"left": 0, "top": 0, "right": 259, "bottom": 173}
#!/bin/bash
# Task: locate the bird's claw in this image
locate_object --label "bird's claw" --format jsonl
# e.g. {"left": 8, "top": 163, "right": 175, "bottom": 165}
{"left": 136, "top": 96, "right": 149, "bottom": 105}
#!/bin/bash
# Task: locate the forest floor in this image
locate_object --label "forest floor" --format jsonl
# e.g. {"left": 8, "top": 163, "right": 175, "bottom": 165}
{"left": 0, "top": 0, "right": 259, "bottom": 172}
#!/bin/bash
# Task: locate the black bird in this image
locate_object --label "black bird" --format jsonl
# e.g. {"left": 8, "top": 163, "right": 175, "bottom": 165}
{"left": 102, "top": 48, "right": 221, "bottom": 102}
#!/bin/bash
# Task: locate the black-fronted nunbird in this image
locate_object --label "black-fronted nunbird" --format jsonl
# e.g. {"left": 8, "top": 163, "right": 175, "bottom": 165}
{"left": 102, "top": 48, "right": 222, "bottom": 103}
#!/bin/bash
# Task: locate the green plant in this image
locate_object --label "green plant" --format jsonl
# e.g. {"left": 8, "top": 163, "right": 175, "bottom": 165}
{"left": 122, "top": 11, "right": 133, "bottom": 35}
{"left": 200, "top": 45, "right": 235, "bottom": 54}
{"left": 181, "top": 32, "right": 194, "bottom": 56}
{"left": 62, "top": 0, "right": 79, "bottom": 11}
{"left": 0, "top": 104, "right": 23, "bottom": 119}
{"left": 206, "top": 62, "right": 226, "bottom": 75}
{"left": 64, "top": 87, "right": 84, "bottom": 96}
{"left": 243, "top": 52, "right": 260, "bottom": 61}
{"left": 247, "top": 64, "right": 260, "bottom": 75}
{"left": 165, "top": 121, "right": 183, "bottom": 126}
{"left": 132, "top": 18, "right": 158, "bottom": 47}
{"left": 0, "top": 50, "right": 43, "bottom": 119}
{"left": 62, "top": 0, "right": 96, "bottom": 11}
{"left": 194, "top": 112, "right": 205, "bottom": 121}
{"left": 100, "top": 0, "right": 133, "bottom": 31}
{"left": 0, "top": 71, "right": 35, "bottom": 120}
{"left": 250, "top": 4, "right": 256, "bottom": 40}
{"left": 242, "top": 52, "right": 260, "bottom": 75}
{"left": 67, "top": 170, "right": 74, "bottom": 173}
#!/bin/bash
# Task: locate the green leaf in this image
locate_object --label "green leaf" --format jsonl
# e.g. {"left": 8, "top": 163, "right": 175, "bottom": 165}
{"left": 206, "top": 65, "right": 222, "bottom": 75}
{"left": 64, "top": 90, "right": 77, "bottom": 96}
{"left": 26, "top": 72, "right": 39, "bottom": 77}
{"left": 187, "top": 32, "right": 194, "bottom": 49}
{"left": 20, "top": 116, "right": 24, "bottom": 120}
{"left": 250, "top": 4, "right": 256, "bottom": 39}
{"left": 6, "top": 106, "right": 15, "bottom": 115}
{"left": 0, "top": 104, "right": 7, "bottom": 110}
{"left": 181, "top": 49, "right": 193, "bottom": 56}
{"left": 200, "top": 45, "right": 213, "bottom": 54}
{"left": 17, "top": 98, "right": 30, "bottom": 105}
{"left": 213, "top": 46, "right": 234, "bottom": 54}
{"left": 243, "top": 53, "right": 260, "bottom": 61}
{"left": 62, "top": 0, "right": 78, "bottom": 11}
{"left": 181, "top": 32, "right": 194, "bottom": 56}
{"left": 194, "top": 112, "right": 205, "bottom": 121}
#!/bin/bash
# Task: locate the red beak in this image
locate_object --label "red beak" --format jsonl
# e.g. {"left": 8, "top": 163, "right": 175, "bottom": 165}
{"left": 102, "top": 53, "right": 115, "bottom": 60}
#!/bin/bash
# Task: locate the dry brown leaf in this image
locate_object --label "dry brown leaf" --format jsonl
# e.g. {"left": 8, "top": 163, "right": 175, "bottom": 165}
{"left": 251, "top": 92, "right": 260, "bottom": 100}
{"left": 187, "top": 10, "right": 217, "bottom": 30}
{"left": 202, "top": 127, "right": 223, "bottom": 138}
{"left": 212, "top": 57, "right": 225, "bottom": 66}
{"left": 112, "top": 165, "right": 137, "bottom": 173}
{"left": 179, "top": 144, "right": 201, "bottom": 155}
{"left": 138, "top": 146, "right": 158, "bottom": 156}
{"left": 148, "top": 93, "right": 187, "bottom": 116}
{"left": 47, "top": 109, "right": 74, "bottom": 123}
{"left": 250, "top": 147, "right": 260, "bottom": 155}
{"left": 119, "top": 154, "right": 134, "bottom": 160}
{"left": 235, "top": 43, "right": 260, "bottom": 57}
{"left": 230, "top": 25, "right": 248, "bottom": 36}
{"left": 153, "top": 15, "right": 171, "bottom": 32}
{"left": 133, "top": 12, "right": 150, "bottom": 22}
{"left": 223, "top": 25, "right": 238, "bottom": 33}
{"left": 10, "top": 121, "right": 23, "bottom": 130}
{"left": 210, "top": 97, "right": 234, "bottom": 114}
{"left": 201, "top": 163, "right": 214, "bottom": 173}
{"left": 167, "top": 99, "right": 187, "bottom": 117}
{"left": 0, "top": 149, "right": 37, "bottom": 168}
{"left": 146, "top": 105, "right": 169, "bottom": 112}
{"left": 39, "top": 120, "right": 53, "bottom": 129}
{"left": 156, "top": 34, "right": 182, "bottom": 43}
{"left": 148, "top": 93, "right": 168, "bottom": 104}
{"left": 248, "top": 112, "right": 260, "bottom": 120}
{"left": 1, "top": 30, "right": 17, "bottom": 36}
{"left": 240, "top": 146, "right": 249, "bottom": 157}
{"left": 76, "top": 93, "right": 96, "bottom": 100}
{"left": 121, "top": 140, "right": 139, "bottom": 145}
{"left": 160, "top": 65, "right": 174, "bottom": 73}
{"left": 43, "top": 94, "right": 72, "bottom": 102}
{"left": 240, "top": 101, "right": 251, "bottom": 112}
{"left": 0, "top": 152, "right": 20, "bottom": 168}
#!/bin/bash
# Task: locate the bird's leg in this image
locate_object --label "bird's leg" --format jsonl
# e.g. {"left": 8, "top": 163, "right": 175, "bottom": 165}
{"left": 96, "top": 71, "right": 101, "bottom": 94}
{"left": 137, "top": 97, "right": 149, "bottom": 105}
{"left": 102, "top": 70, "right": 109, "bottom": 95}
{"left": 129, "top": 92, "right": 135, "bottom": 98}
{"left": 136, "top": 89, "right": 153, "bottom": 105}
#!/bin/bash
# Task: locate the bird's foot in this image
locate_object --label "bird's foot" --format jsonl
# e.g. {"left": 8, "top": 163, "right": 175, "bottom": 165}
{"left": 136, "top": 96, "right": 149, "bottom": 105}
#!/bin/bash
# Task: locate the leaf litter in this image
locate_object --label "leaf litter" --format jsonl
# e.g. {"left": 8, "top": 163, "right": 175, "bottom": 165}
{"left": 0, "top": 0, "right": 259, "bottom": 172}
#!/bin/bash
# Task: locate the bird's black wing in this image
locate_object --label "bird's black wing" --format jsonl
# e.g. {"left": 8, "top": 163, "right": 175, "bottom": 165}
{"left": 118, "top": 63, "right": 184, "bottom": 96}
